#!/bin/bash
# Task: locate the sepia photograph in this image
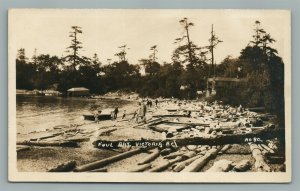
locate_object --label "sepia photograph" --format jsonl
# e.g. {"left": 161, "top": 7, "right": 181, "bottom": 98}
{"left": 8, "top": 9, "right": 291, "bottom": 182}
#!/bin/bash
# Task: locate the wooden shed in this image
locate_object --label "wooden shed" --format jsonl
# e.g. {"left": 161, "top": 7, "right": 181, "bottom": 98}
{"left": 206, "top": 77, "right": 248, "bottom": 97}
{"left": 67, "top": 87, "right": 90, "bottom": 97}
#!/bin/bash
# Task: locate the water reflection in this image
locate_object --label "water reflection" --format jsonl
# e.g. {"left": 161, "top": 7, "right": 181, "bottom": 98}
{"left": 16, "top": 95, "right": 130, "bottom": 134}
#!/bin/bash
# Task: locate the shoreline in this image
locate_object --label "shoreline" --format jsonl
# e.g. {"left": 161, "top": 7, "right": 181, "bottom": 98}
{"left": 16, "top": 96, "right": 285, "bottom": 172}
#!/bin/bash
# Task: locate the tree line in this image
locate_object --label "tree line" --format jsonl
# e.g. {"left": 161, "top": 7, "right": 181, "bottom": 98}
{"left": 16, "top": 19, "right": 285, "bottom": 121}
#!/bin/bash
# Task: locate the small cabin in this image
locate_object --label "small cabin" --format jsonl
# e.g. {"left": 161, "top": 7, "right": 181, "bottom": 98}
{"left": 67, "top": 87, "right": 90, "bottom": 97}
{"left": 206, "top": 77, "right": 248, "bottom": 97}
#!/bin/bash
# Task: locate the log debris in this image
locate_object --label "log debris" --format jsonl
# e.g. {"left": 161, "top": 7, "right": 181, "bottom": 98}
{"left": 129, "top": 164, "right": 152, "bottom": 172}
{"left": 172, "top": 154, "right": 203, "bottom": 172}
{"left": 74, "top": 148, "right": 146, "bottom": 172}
{"left": 30, "top": 132, "right": 64, "bottom": 141}
{"left": 163, "top": 151, "right": 185, "bottom": 159}
{"left": 218, "top": 144, "right": 231, "bottom": 154}
{"left": 160, "top": 148, "right": 173, "bottom": 156}
{"left": 138, "top": 148, "right": 160, "bottom": 165}
{"left": 149, "top": 156, "right": 183, "bottom": 172}
{"left": 48, "top": 161, "right": 76, "bottom": 172}
{"left": 181, "top": 147, "right": 221, "bottom": 172}
{"left": 260, "top": 144, "right": 275, "bottom": 154}
{"left": 16, "top": 146, "right": 30, "bottom": 152}
{"left": 17, "top": 141, "right": 79, "bottom": 147}
{"left": 89, "top": 168, "right": 108, "bottom": 172}
{"left": 233, "top": 160, "right": 251, "bottom": 172}
{"left": 206, "top": 159, "right": 234, "bottom": 172}
{"left": 249, "top": 143, "right": 271, "bottom": 172}
{"left": 93, "top": 126, "right": 283, "bottom": 147}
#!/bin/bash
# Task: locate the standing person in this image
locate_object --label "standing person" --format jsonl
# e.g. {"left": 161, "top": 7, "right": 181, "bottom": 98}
{"left": 141, "top": 101, "right": 147, "bottom": 123}
{"left": 122, "top": 110, "right": 126, "bottom": 119}
{"left": 94, "top": 111, "right": 99, "bottom": 123}
{"left": 114, "top": 107, "right": 119, "bottom": 119}
{"left": 137, "top": 102, "right": 143, "bottom": 123}
{"left": 132, "top": 110, "right": 137, "bottom": 122}
{"left": 155, "top": 99, "right": 158, "bottom": 107}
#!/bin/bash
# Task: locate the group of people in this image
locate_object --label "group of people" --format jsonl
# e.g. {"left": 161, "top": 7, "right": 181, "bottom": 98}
{"left": 132, "top": 101, "right": 147, "bottom": 123}
{"left": 93, "top": 98, "right": 160, "bottom": 124}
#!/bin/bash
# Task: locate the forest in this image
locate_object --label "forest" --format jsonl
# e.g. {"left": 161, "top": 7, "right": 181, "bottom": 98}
{"left": 16, "top": 19, "right": 285, "bottom": 122}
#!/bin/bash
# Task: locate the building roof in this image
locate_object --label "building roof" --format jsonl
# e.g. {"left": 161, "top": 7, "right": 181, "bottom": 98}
{"left": 67, "top": 87, "right": 90, "bottom": 92}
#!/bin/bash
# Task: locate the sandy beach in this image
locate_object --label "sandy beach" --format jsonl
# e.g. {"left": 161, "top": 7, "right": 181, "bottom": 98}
{"left": 16, "top": 94, "right": 285, "bottom": 173}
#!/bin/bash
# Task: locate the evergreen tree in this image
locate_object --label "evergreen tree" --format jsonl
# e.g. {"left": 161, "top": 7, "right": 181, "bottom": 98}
{"left": 64, "top": 26, "right": 85, "bottom": 71}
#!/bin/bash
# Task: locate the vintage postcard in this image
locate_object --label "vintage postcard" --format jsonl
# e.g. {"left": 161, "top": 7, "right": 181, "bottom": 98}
{"left": 8, "top": 9, "right": 291, "bottom": 182}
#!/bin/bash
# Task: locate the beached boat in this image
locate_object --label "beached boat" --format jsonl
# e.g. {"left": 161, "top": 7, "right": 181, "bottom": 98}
{"left": 83, "top": 108, "right": 115, "bottom": 121}
{"left": 83, "top": 114, "right": 112, "bottom": 121}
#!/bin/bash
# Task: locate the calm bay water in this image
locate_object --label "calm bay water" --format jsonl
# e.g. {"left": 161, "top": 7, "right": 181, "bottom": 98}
{"left": 16, "top": 95, "right": 131, "bottom": 134}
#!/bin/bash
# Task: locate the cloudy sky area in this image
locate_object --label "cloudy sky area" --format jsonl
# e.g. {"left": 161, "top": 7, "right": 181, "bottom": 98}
{"left": 9, "top": 9, "right": 290, "bottom": 65}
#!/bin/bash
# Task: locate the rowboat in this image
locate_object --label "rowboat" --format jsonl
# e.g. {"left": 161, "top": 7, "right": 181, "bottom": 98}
{"left": 83, "top": 114, "right": 112, "bottom": 121}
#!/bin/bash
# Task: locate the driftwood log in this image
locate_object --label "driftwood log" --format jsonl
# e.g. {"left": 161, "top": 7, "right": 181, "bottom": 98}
{"left": 89, "top": 168, "right": 108, "bottom": 172}
{"left": 99, "top": 128, "right": 117, "bottom": 136}
{"left": 129, "top": 164, "right": 152, "bottom": 172}
{"left": 93, "top": 126, "right": 283, "bottom": 148}
{"left": 218, "top": 144, "right": 231, "bottom": 154}
{"left": 138, "top": 148, "right": 160, "bottom": 165}
{"left": 133, "top": 118, "right": 163, "bottom": 129}
{"left": 260, "top": 144, "right": 275, "bottom": 154}
{"left": 172, "top": 154, "right": 203, "bottom": 172}
{"left": 181, "top": 147, "right": 221, "bottom": 172}
{"left": 249, "top": 143, "right": 271, "bottom": 172}
{"left": 16, "top": 146, "right": 30, "bottom": 152}
{"left": 30, "top": 132, "right": 64, "bottom": 141}
{"left": 74, "top": 148, "right": 146, "bottom": 172}
{"left": 160, "top": 148, "right": 173, "bottom": 156}
{"left": 149, "top": 125, "right": 167, "bottom": 133}
{"left": 233, "top": 160, "right": 251, "bottom": 172}
{"left": 163, "top": 151, "right": 185, "bottom": 159}
{"left": 148, "top": 156, "right": 183, "bottom": 172}
{"left": 65, "top": 137, "right": 90, "bottom": 142}
{"left": 152, "top": 114, "right": 188, "bottom": 118}
{"left": 17, "top": 141, "right": 79, "bottom": 147}
{"left": 182, "top": 151, "right": 197, "bottom": 159}
{"left": 161, "top": 121, "right": 210, "bottom": 128}
{"left": 48, "top": 161, "right": 76, "bottom": 172}
{"left": 206, "top": 159, "right": 234, "bottom": 172}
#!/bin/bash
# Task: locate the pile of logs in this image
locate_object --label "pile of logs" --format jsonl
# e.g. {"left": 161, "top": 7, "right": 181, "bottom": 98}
{"left": 41, "top": 133, "right": 283, "bottom": 173}
{"left": 17, "top": 100, "right": 285, "bottom": 173}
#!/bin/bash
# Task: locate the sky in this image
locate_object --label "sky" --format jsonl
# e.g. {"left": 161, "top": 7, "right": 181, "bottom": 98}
{"left": 9, "top": 9, "right": 290, "bottom": 65}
